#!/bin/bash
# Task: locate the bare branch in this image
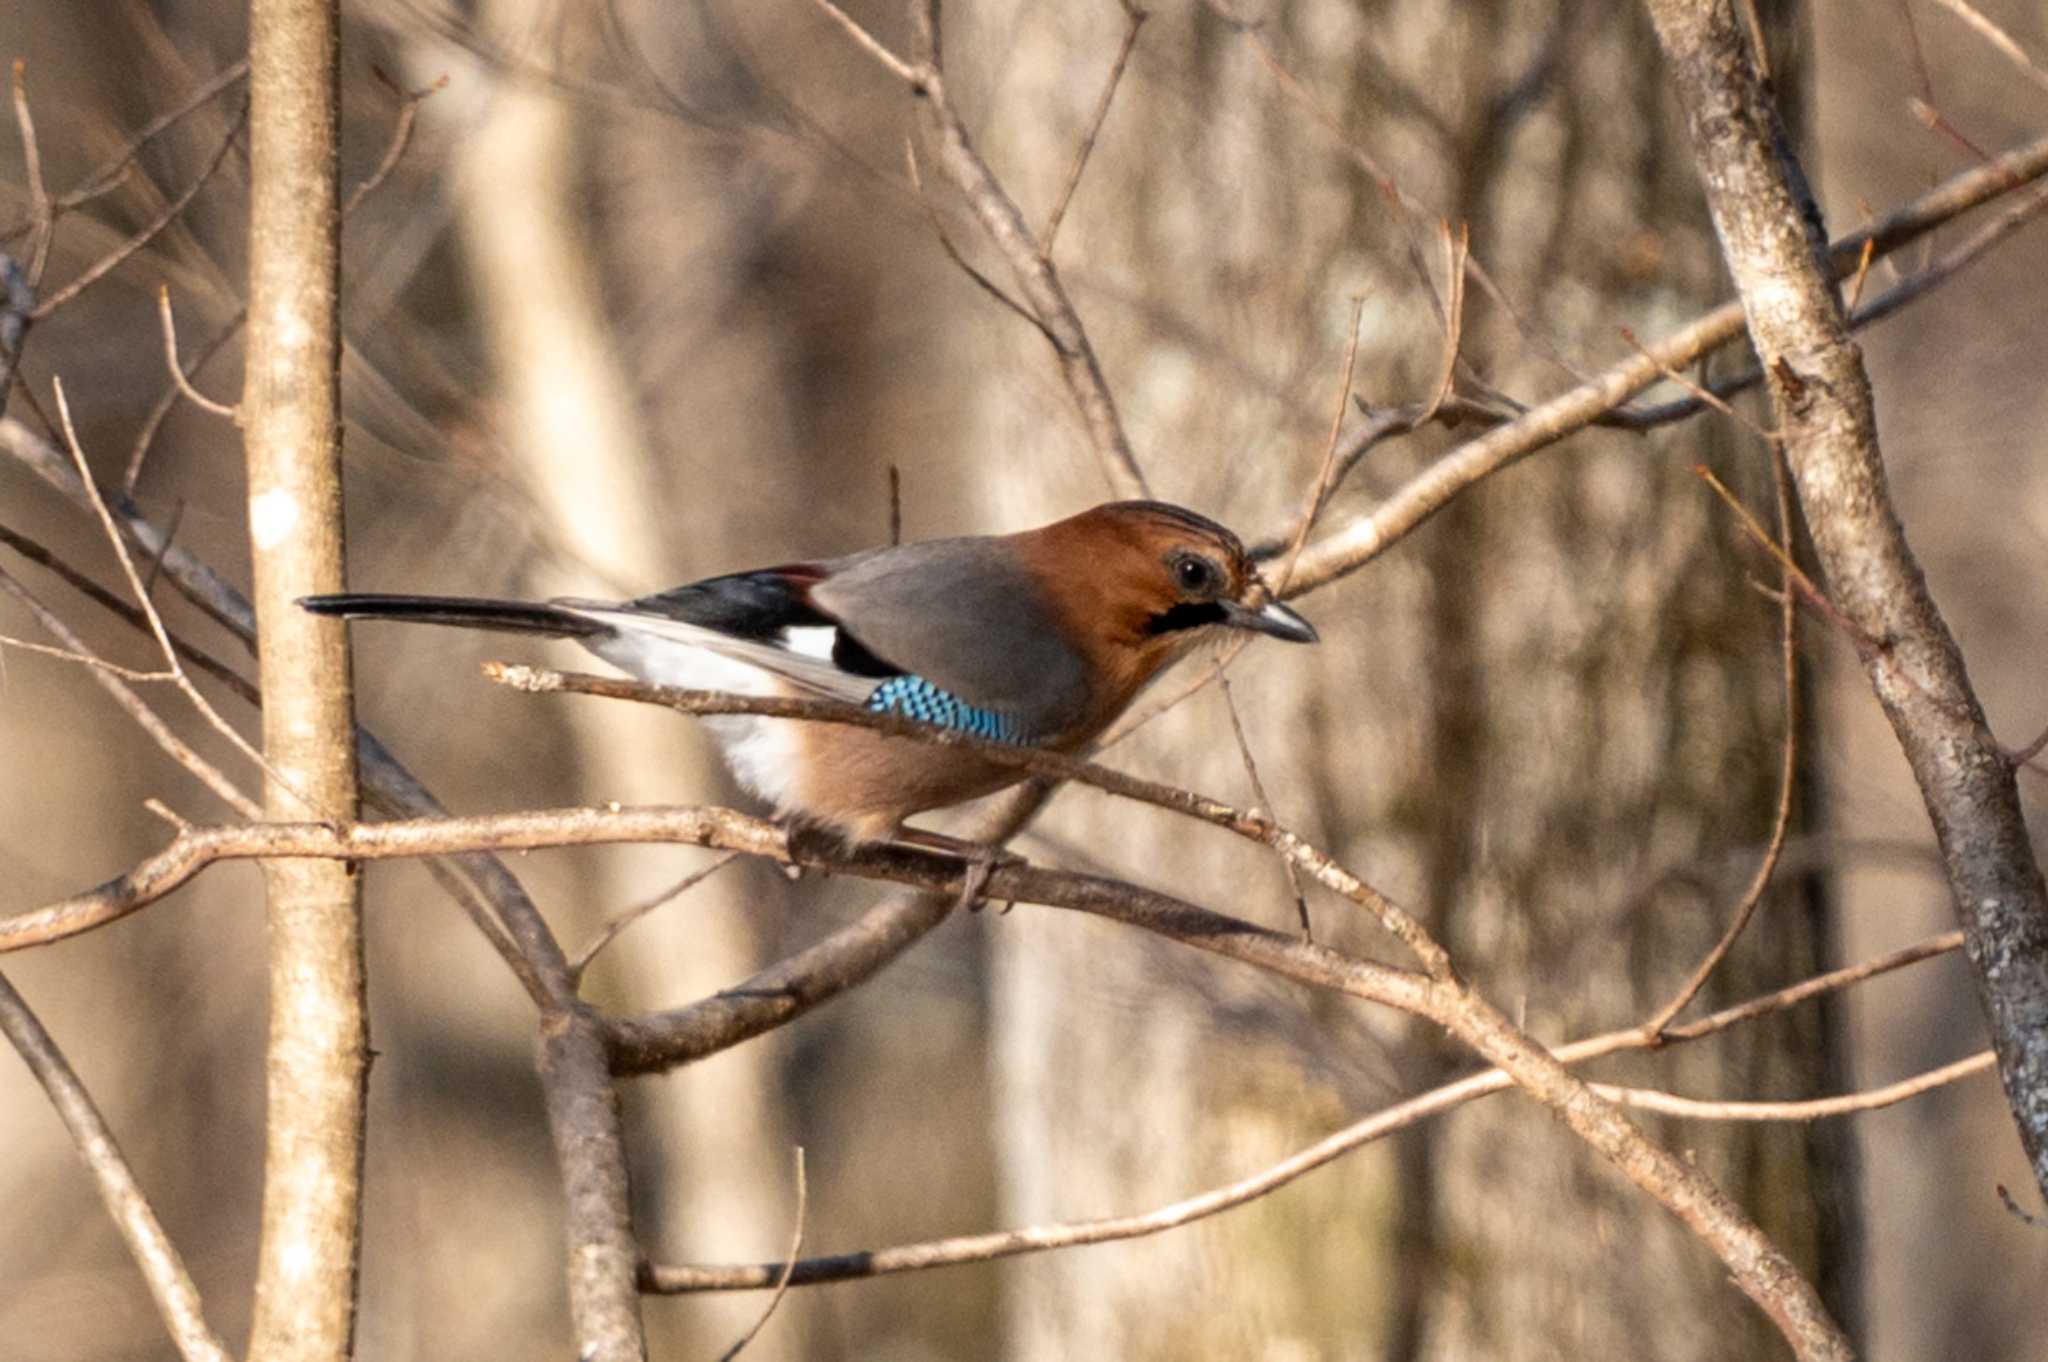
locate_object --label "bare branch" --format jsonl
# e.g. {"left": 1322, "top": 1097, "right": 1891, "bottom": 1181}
{"left": 1642, "top": 448, "right": 1800, "bottom": 1034}
{"left": 1285, "top": 127, "right": 2048, "bottom": 596}
{"left": 1219, "top": 676, "right": 1310, "bottom": 939}
{"left": 11, "top": 60, "right": 55, "bottom": 284}
{"left": 0, "top": 522, "right": 257, "bottom": 702}
{"left": 1648, "top": 0, "right": 2048, "bottom": 1202}
{"left": 903, "top": 137, "right": 1047, "bottom": 337}
{"left": 1039, "top": 4, "right": 1147, "bottom": 254}
{"left": 806, "top": 0, "right": 924, "bottom": 84}
{"left": 30, "top": 95, "right": 250, "bottom": 320}
{"left": 906, "top": 0, "right": 1150, "bottom": 499}
{"left": 1595, "top": 1051, "right": 1995, "bottom": 1121}
{"left": 156, "top": 290, "right": 240, "bottom": 421}
{"left": 0, "top": 565, "right": 261, "bottom": 819}
{"left": 0, "top": 970, "right": 233, "bottom": 1362}
{"left": 610, "top": 782, "right": 1046, "bottom": 1075}
{"left": 56, "top": 60, "right": 250, "bottom": 210}
{"left": 7, "top": 781, "right": 1834, "bottom": 1344}
{"left": 713, "top": 1148, "right": 808, "bottom": 1361}
{"left": 50, "top": 380, "right": 275, "bottom": 785}
{"left": 485, "top": 662, "right": 1448, "bottom": 971}
{"left": 1275, "top": 293, "right": 1366, "bottom": 592}
{"left": 1930, "top": 0, "right": 2048, "bottom": 95}
{"left": 570, "top": 851, "right": 742, "bottom": 980}
{"left": 129, "top": 304, "right": 246, "bottom": 492}
{"left": 240, "top": 2, "right": 366, "bottom": 1353}
{"left": 341, "top": 72, "right": 446, "bottom": 218}
{"left": 645, "top": 927, "right": 1967, "bottom": 1291}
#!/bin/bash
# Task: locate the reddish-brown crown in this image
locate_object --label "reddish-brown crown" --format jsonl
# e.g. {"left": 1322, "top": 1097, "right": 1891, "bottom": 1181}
{"left": 1005, "top": 501, "right": 1266, "bottom": 732}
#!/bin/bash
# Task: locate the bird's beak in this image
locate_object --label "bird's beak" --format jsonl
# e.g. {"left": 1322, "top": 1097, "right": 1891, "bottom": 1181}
{"left": 1223, "top": 597, "right": 1319, "bottom": 644}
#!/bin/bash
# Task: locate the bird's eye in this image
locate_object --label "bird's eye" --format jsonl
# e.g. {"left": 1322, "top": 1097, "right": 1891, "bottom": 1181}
{"left": 1172, "top": 553, "right": 1219, "bottom": 596}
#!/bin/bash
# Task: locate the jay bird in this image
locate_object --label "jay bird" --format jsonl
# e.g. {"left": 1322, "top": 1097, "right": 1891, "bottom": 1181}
{"left": 302, "top": 500, "right": 1316, "bottom": 847}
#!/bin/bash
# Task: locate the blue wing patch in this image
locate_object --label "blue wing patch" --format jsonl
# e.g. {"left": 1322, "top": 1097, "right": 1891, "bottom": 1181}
{"left": 866, "top": 675, "right": 1028, "bottom": 744}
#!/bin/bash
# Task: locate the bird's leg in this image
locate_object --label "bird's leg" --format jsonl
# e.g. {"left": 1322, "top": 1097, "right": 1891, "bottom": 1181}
{"left": 781, "top": 820, "right": 840, "bottom": 879}
{"left": 784, "top": 822, "right": 1018, "bottom": 911}
{"left": 888, "top": 828, "right": 1021, "bottom": 913}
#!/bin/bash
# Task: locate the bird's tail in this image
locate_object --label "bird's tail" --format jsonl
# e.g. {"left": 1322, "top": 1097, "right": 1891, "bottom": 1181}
{"left": 298, "top": 594, "right": 609, "bottom": 638}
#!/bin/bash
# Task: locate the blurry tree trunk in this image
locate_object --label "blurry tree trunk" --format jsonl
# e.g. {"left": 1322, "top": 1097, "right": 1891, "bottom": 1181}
{"left": 966, "top": 3, "right": 1849, "bottom": 1358}
{"left": 440, "top": 6, "right": 803, "bottom": 1356}
{"left": 241, "top": 0, "right": 366, "bottom": 1358}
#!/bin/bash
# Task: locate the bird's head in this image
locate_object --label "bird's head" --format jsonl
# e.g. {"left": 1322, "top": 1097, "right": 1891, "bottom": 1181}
{"left": 1021, "top": 500, "right": 1318, "bottom": 712}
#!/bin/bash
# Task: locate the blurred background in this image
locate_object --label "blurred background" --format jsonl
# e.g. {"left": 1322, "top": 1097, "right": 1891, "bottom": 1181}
{"left": 2, "top": 1, "right": 2045, "bottom": 1358}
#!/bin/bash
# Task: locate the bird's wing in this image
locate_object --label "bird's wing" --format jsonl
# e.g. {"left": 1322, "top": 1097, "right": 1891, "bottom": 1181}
{"left": 806, "top": 538, "right": 1091, "bottom": 733}
{"left": 554, "top": 567, "right": 885, "bottom": 705}
{"left": 562, "top": 540, "right": 1092, "bottom": 737}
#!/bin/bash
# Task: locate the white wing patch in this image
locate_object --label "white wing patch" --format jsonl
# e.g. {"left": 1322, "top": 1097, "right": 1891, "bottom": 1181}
{"left": 781, "top": 624, "right": 840, "bottom": 661}
{"left": 560, "top": 604, "right": 877, "bottom": 705}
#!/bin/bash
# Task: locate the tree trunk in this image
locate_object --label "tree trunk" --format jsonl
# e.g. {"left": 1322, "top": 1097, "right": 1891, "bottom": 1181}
{"left": 242, "top": 1, "right": 367, "bottom": 1358}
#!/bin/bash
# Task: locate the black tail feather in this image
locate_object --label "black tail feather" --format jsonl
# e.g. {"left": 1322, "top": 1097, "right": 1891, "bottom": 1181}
{"left": 297, "top": 594, "right": 609, "bottom": 638}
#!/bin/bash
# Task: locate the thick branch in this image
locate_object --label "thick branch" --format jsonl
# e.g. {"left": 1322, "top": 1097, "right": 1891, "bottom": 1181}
{"left": 9, "top": 802, "right": 1832, "bottom": 1349}
{"left": 904, "top": 0, "right": 1149, "bottom": 498}
{"left": 241, "top": 3, "right": 365, "bottom": 1357}
{"left": 1286, "top": 128, "right": 2048, "bottom": 594}
{"left": 644, "top": 930, "right": 1967, "bottom": 1293}
{"left": 1646, "top": 0, "right": 2048, "bottom": 1201}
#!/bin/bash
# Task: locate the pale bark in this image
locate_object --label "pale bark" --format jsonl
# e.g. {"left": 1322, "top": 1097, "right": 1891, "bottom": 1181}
{"left": 242, "top": 1, "right": 367, "bottom": 1358}
{"left": 1645, "top": 0, "right": 2048, "bottom": 1200}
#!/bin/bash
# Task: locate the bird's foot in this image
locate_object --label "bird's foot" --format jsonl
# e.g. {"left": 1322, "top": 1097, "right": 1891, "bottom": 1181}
{"left": 887, "top": 828, "right": 1021, "bottom": 913}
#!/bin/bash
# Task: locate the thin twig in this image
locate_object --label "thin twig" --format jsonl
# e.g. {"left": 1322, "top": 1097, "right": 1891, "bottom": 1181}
{"left": 906, "top": 0, "right": 1149, "bottom": 499}
{"left": 49, "top": 379, "right": 280, "bottom": 789}
{"left": 156, "top": 290, "right": 239, "bottom": 421}
{"left": 1219, "top": 676, "right": 1311, "bottom": 939}
{"left": 806, "top": 0, "right": 923, "bottom": 84}
{"left": 2005, "top": 724, "right": 2048, "bottom": 771}
{"left": 11, "top": 60, "right": 54, "bottom": 285}
{"left": 31, "top": 95, "right": 249, "bottom": 319}
{"left": 342, "top": 73, "right": 446, "bottom": 218}
{"left": 903, "top": 138, "right": 1048, "bottom": 339}
{"left": 1931, "top": 0, "right": 2048, "bottom": 96}
{"left": 1276, "top": 293, "right": 1366, "bottom": 593}
{"left": 1285, "top": 128, "right": 2048, "bottom": 595}
{"left": 0, "top": 629, "right": 173, "bottom": 681}
{"left": 1417, "top": 220, "right": 1468, "bottom": 427}
{"left": 1039, "top": 3, "right": 1147, "bottom": 254}
{"left": 0, "top": 969, "right": 233, "bottom": 1362}
{"left": 0, "top": 563, "right": 260, "bottom": 819}
{"left": 1693, "top": 464, "right": 1873, "bottom": 652}
{"left": 0, "top": 521, "right": 259, "bottom": 703}
{"left": 127, "top": 306, "right": 245, "bottom": 493}
{"left": 713, "top": 1148, "right": 808, "bottom": 1361}
{"left": 570, "top": 852, "right": 741, "bottom": 981}
{"left": 56, "top": 61, "right": 251, "bottom": 210}
{"left": 1642, "top": 449, "right": 1802, "bottom": 1034}
{"left": 1593, "top": 1050, "right": 1994, "bottom": 1121}
{"left": 1619, "top": 325, "right": 1779, "bottom": 444}
{"left": 1845, "top": 238, "right": 1878, "bottom": 314}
